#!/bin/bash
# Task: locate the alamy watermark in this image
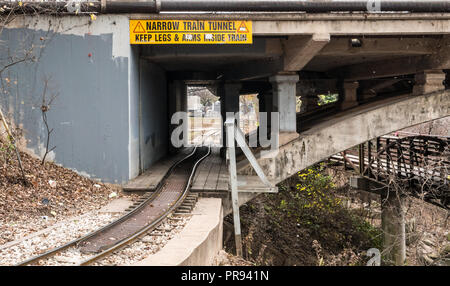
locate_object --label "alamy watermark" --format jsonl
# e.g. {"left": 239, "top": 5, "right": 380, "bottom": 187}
{"left": 366, "top": 248, "right": 381, "bottom": 266}
{"left": 367, "top": 0, "right": 381, "bottom": 13}
{"left": 170, "top": 111, "right": 280, "bottom": 158}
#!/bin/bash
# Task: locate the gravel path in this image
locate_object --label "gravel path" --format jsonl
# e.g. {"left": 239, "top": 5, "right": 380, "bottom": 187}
{"left": 93, "top": 215, "right": 190, "bottom": 266}
{"left": 0, "top": 210, "right": 191, "bottom": 266}
{"left": 0, "top": 210, "right": 122, "bottom": 265}
{"left": 18, "top": 215, "right": 191, "bottom": 266}
{"left": 1, "top": 189, "right": 193, "bottom": 266}
{"left": 0, "top": 186, "right": 134, "bottom": 246}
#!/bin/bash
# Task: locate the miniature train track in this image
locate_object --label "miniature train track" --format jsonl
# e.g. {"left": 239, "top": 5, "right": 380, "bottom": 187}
{"left": 16, "top": 146, "right": 211, "bottom": 266}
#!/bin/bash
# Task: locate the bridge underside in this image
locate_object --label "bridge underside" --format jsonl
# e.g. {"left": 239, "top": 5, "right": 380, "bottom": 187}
{"left": 137, "top": 13, "right": 450, "bottom": 185}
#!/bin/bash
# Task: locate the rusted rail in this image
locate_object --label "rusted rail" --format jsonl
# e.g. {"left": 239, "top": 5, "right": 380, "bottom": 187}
{"left": 16, "top": 146, "right": 210, "bottom": 266}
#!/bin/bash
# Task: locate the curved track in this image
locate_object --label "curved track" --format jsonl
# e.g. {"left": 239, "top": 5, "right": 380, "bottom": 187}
{"left": 16, "top": 146, "right": 211, "bottom": 266}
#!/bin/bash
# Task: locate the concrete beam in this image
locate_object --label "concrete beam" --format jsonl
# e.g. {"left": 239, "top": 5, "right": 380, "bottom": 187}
{"left": 359, "top": 78, "right": 404, "bottom": 100}
{"left": 283, "top": 34, "right": 330, "bottom": 72}
{"left": 361, "top": 79, "right": 403, "bottom": 93}
{"left": 297, "top": 79, "right": 339, "bottom": 96}
{"left": 252, "top": 17, "right": 450, "bottom": 36}
{"left": 329, "top": 36, "right": 450, "bottom": 80}
{"left": 240, "top": 81, "right": 271, "bottom": 95}
{"left": 333, "top": 56, "right": 426, "bottom": 80}
{"left": 334, "top": 56, "right": 447, "bottom": 81}
{"left": 168, "top": 71, "right": 219, "bottom": 81}
{"left": 141, "top": 37, "right": 271, "bottom": 59}
{"left": 332, "top": 45, "right": 449, "bottom": 80}
{"left": 319, "top": 37, "right": 439, "bottom": 56}
{"left": 222, "top": 57, "right": 283, "bottom": 81}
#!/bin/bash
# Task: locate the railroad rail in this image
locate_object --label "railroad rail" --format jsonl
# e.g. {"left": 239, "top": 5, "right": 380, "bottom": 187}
{"left": 330, "top": 135, "right": 449, "bottom": 209}
{"left": 16, "top": 146, "right": 211, "bottom": 266}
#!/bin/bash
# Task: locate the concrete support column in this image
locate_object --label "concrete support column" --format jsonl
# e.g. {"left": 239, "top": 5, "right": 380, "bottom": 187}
{"left": 412, "top": 69, "right": 446, "bottom": 95}
{"left": 269, "top": 74, "right": 299, "bottom": 133}
{"left": 381, "top": 189, "right": 406, "bottom": 266}
{"left": 257, "top": 90, "right": 273, "bottom": 128}
{"left": 340, "top": 81, "right": 359, "bottom": 110}
{"left": 269, "top": 74, "right": 299, "bottom": 146}
{"left": 257, "top": 92, "right": 266, "bottom": 113}
{"left": 168, "top": 80, "right": 187, "bottom": 154}
{"left": 255, "top": 91, "right": 274, "bottom": 148}
{"left": 218, "top": 83, "right": 241, "bottom": 153}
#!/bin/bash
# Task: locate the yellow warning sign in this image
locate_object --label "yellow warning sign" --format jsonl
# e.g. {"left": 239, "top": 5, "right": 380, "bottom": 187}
{"left": 129, "top": 20, "right": 253, "bottom": 44}
{"left": 133, "top": 22, "right": 146, "bottom": 33}
{"left": 237, "top": 22, "right": 249, "bottom": 33}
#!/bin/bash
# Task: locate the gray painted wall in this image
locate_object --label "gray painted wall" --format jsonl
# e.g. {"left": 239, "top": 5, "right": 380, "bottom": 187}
{"left": 0, "top": 27, "right": 130, "bottom": 183}
{"left": 129, "top": 46, "right": 141, "bottom": 179}
{"left": 139, "top": 59, "right": 168, "bottom": 171}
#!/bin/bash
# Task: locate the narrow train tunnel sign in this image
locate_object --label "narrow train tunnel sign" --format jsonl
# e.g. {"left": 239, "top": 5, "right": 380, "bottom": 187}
{"left": 129, "top": 20, "right": 253, "bottom": 44}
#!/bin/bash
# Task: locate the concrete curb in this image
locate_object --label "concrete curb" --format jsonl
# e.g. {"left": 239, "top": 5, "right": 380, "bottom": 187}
{"left": 133, "top": 198, "right": 223, "bottom": 266}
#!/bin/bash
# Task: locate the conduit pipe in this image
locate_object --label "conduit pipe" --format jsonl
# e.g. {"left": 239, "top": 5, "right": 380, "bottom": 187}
{"left": 1, "top": 0, "right": 449, "bottom": 14}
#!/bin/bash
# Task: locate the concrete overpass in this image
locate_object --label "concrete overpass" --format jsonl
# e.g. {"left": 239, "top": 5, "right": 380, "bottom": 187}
{"left": 0, "top": 6, "right": 448, "bottom": 184}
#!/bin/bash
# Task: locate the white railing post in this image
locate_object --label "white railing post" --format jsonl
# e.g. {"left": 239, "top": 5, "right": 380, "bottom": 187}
{"left": 224, "top": 112, "right": 279, "bottom": 257}
{"left": 225, "top": 114, "right": 243, "bottom": 257}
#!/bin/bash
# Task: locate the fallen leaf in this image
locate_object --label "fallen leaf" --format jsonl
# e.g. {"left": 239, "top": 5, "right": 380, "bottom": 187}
{"left": 48, "top": 180, "right": 57, "bottom": 188}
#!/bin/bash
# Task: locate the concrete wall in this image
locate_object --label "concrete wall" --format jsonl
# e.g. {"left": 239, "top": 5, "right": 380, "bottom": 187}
{"left": 134, "top": 198, "right": 223, "bottom": 266}
{"left": 0, "top": 15, "right": 173, "bottom": 182}
{"left": 138, "top": 59, "right": 168, "bottom": 171}
{"left": 168, "top": 80, "right": 188, "bottom": 154}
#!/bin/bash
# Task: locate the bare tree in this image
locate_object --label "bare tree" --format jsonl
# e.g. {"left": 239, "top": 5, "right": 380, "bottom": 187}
{"left": 0, "top": 5, "right": 35, "bottom": 185}
{"left": 364, "top": 136, "right": 449, "bottom": 265}
{"left": 0, "top": 3, "right": 64, "bottom": 183}
{"left": 327, "top": 134, "right": 449, "bottom": 265}
{"left": 40, "top": 76, "right": 57, "bottom": 165}
{"left": 0, "top": 105, "right": 26, "bottom": 183}
{"left": 188, "top": 86, "right": 218, "bottom": 113}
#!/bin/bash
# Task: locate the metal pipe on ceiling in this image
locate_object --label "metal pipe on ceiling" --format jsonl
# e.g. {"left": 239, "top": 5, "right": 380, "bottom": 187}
{"left": 106, "top": 0, "right": 450, "bottom": 13}
{"left": 158, "top": 0, "right": 450, "bottom": 13}
{"left": 1, "top": 1, "right": 450, "bottom": 14}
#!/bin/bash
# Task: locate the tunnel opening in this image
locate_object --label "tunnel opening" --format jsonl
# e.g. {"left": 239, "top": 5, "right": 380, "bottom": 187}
{"left": 186, "top": 85, "right": 222, "bottom": 147}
